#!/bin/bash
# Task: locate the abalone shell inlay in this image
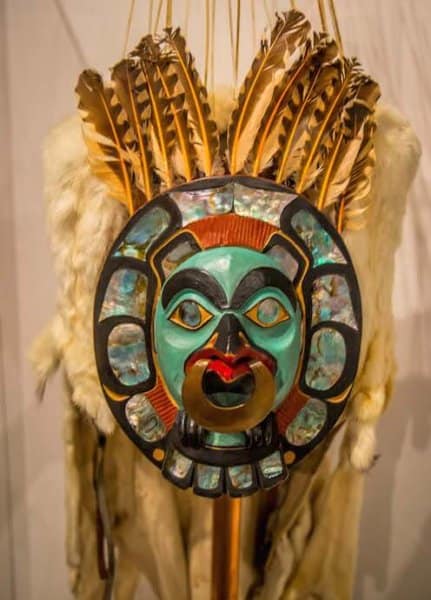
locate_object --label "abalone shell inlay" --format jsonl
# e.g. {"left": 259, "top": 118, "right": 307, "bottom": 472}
{"left": 196, "top": 464, "right": 221, "bottom": 490}
{"left": 305, "top": 328, "right": 346, "bottom": 391}
{"left": 259, "top": 451, "right": 284, "bottom": 479}
{"left": 170, "top": 184, "right": 233, "bottom": 225}
{"left": 114, "top": 207, "right": 170, "bottom": 260}
{"left": 228, "top": 464, "right": 253, "bottom": 489}
{"left": 166, "top": 449, "right": 193, "bottom": 479}
{"left": 312, "top": 274, "right": 357, "bottom": 329}
{"left": 125, "top": 394, "right": 166, "bottom": 442}
{"left": 285, "top": 398, "right": 327, "bottom": 446}
{"left": 107, "top": 323, "right": 149, "bottom": 385}
{"left": 161, "top": 240, "right": 198, "bottom": 278}
{"left": 265, "top": 244, "right": 299, "bottom": 281}
{"left": 234, "top": 184, "right": 294, "bottom": 226}
{"left": 99, "top": 269, "right": 148, "bottom": 321}
{"left": 291, "top": 210, "right": 346, "bottom": 266}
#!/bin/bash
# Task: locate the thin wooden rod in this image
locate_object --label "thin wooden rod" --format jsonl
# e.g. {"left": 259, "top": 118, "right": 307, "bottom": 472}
{"left": 328, "top": 0, "right": 344, "bottom": 53}
{"left": 166, "top": 0, "right": 173, "bottom": 27}
{"left": 148, "top": 0, "right": 154, "bottom": 33}
{"left": 211, "top": 496, "right": 241, "bottom": 600}
{"left": 251, "top": 0, "right": 257, "bottom": 50}
{"left": 227, "top": 0, "right": 235, "bottom": 90}
{"left": 153, "top": 0, "right": 164, "bottom": 33}
{"left": 122, "top": 0, "right": 136, "bottom": 56}
{"left": 184, "top": 0, "right": 190, "bottom": 36}
{"left": 318, "top": 0, "right": 329, "bottom": 32}
{"left": 205, "top": 0, "right": 211, "bottom": 86}
{"left": 234, "top": 0, "right": 241, "bottom": 91}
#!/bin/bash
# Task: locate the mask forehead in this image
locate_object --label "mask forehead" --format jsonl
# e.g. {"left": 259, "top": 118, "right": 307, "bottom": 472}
{"left": 170, "top": 246, "right": 288, "bottom": 302}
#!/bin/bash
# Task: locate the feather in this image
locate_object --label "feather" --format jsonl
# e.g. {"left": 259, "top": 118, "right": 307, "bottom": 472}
{"left": 275, "top": 41, "right": 341, "bottom": 184}
{"left": 338, "top": 119, "right": 378, "bottom": 231}
{"left": 137, "top": 36, "right": 197, "bottom": 182}
{"left": 76, "top": 69, "right": 143, "bottom": 214}
{"left": 134, "top": 46, "right": 176, "bottom": 188}
{"left": 315, "top": 78, "right": 380, "bottom": 214}
{"left": 295, "top": 58, "right": 364, "bottom": 193}
{"left": 111, "top": 59, "right": 155, "bottom": 202}
{"left": 251, "top": 35, "right": 339, "bottom": 177}
{"left": 228, "top": 10, "right": 311, "bottom": 174}
{"left": 165, "top": 28, "right": 219, "bottom": 176}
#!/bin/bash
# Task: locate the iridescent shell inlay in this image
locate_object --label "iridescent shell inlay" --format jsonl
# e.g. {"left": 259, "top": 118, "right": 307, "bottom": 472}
{"left": 171, "top": 184, "right": 233, "bottom": 225}
{"left": 125, "top": 394, "right": 166, "bottom": 442}
{"left": 305, "top": 328, "right": 346, "bottom": 391}
{"left": 166, "top": 449, "right": 193, "bottom": 479}
{"left": 266, "top": 244, "right": 299, "bottom": 281}
{"left": 259, "top": 451, "right": 284, "bottom": 479}
{"left": 161, "top": 240, "right": 198, "bottom": 278}
{"left": 228, "top": 464, "right": 253, "bottom": 489}
{"left": 286, "top": 398, "right": 327, "bottom": 446}
{"left": 196, "top": 464, "right": 221, "bottom": 490}
{"left": 291, "top": 210, "right": 346, "bottom": 266}
{"left": 312, "top": 274, "right": 357, "bottom": 329}
{"left": 115, "top": 207, "right": 170, "bottom": 260}
{"left": 234, "top": 184, "right": 294, "bottom": 226}
{"left": 99, "top": 269, "right": 148, "bottom": 321}
{"left": 107, "top": 323, "right": 149, "bottom": 386}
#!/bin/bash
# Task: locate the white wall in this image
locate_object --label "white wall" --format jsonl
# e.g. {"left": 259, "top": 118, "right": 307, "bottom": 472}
{"left": 1, "top": 1, "right": 430, "bottom": 598}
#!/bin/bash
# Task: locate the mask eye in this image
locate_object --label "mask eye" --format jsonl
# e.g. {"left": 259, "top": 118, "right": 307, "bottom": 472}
{"left": 169, "top": 300, "right": 213, "bottom": 330}
{"left": 245, "top": 298, "right": 290, "bottom": 328}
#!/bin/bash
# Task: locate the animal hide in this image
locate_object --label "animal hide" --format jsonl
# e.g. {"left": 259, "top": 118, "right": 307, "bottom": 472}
{"left": 30, "top": 101, "right": 420, "bottom": 599}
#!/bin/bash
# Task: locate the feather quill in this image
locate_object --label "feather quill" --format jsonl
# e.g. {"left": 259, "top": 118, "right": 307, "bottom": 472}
{"left": 165, "top": 28, "right": 219, "bottom": 175}
{"left": 228, "top": 10, "right": 311, "bottom": 174}
{"left": 76, "top": 69, "right": 143, "bottom": 214}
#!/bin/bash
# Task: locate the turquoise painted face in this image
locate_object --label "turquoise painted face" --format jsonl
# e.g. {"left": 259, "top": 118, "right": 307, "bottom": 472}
{"left": 154, "top": 247, "right": 302, "bottom": 417}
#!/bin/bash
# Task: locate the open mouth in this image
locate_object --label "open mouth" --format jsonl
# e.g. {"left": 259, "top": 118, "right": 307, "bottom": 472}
{"left": 202, "top": 369, "right": 255, "bottom": 407}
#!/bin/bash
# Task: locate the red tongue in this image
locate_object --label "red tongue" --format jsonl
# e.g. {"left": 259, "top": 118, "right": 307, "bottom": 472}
{"left": 206, "top": 359, "right": 251, "bottom": 382}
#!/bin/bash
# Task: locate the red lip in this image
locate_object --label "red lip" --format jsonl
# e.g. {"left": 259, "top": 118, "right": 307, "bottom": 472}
{"left": 185, "top": 347, "right": 275, "bottom": 383}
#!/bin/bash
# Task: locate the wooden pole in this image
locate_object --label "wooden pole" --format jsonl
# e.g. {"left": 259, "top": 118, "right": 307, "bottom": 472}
{"left": 211, "top": 496, "right": 242, "bottom": 600}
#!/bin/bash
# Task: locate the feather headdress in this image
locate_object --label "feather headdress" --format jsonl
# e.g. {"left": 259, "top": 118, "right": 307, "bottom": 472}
{"left": 76, "top": 9, "right": 380, "bottom": 232}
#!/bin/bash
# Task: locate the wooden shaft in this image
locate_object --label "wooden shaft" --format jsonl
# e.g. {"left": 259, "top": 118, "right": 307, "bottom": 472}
{"left": 211, "top": 496, "right": 242, "bottom": 600}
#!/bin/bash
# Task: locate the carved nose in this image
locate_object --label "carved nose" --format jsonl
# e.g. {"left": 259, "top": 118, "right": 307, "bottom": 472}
{"left": 214, "top": 314, "right": 248, "bottom": 355}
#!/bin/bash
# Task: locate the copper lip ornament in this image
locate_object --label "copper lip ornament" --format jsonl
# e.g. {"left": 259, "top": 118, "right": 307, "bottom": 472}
{"left": 182, "top": 358, "right": 276, "bottom": 433}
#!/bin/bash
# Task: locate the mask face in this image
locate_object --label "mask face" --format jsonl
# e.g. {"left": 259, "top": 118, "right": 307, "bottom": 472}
{"left": 155, "top": 247, "right": 302, "bottom": 432}
{"left": 94, "top": 176, "right": 362, "bottom": 497}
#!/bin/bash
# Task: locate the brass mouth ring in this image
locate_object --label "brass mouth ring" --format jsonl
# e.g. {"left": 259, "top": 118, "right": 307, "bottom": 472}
{"left": 182, "top": 359, "right": 275, "bottom": 432}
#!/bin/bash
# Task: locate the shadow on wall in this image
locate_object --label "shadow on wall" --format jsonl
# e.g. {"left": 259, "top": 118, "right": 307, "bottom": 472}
{"left": 355, "top": 337, "right": 431, "bottom": 599}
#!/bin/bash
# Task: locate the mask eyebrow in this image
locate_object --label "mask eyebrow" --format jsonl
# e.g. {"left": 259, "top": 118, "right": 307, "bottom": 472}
{"left": 161, "top": 268, "right": 228, "bottom": 310}
{"left": 231, "top": 267, "right": 297, "bottom": 310}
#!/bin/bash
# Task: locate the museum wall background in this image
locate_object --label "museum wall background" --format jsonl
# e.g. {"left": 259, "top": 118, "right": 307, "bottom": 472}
{"left": 0, "top": 1, "right": 429, "bottom": 598}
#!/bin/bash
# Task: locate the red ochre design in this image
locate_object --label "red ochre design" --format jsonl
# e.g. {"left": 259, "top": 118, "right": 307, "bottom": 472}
{"left": 186, "top": 214, "right": 277, "bottom": 250}
{"left": 146, "top": 380, "right": 178, "bottom": 429}
{"left": 275, "top": 386, "right": 310, "bottom": 434}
